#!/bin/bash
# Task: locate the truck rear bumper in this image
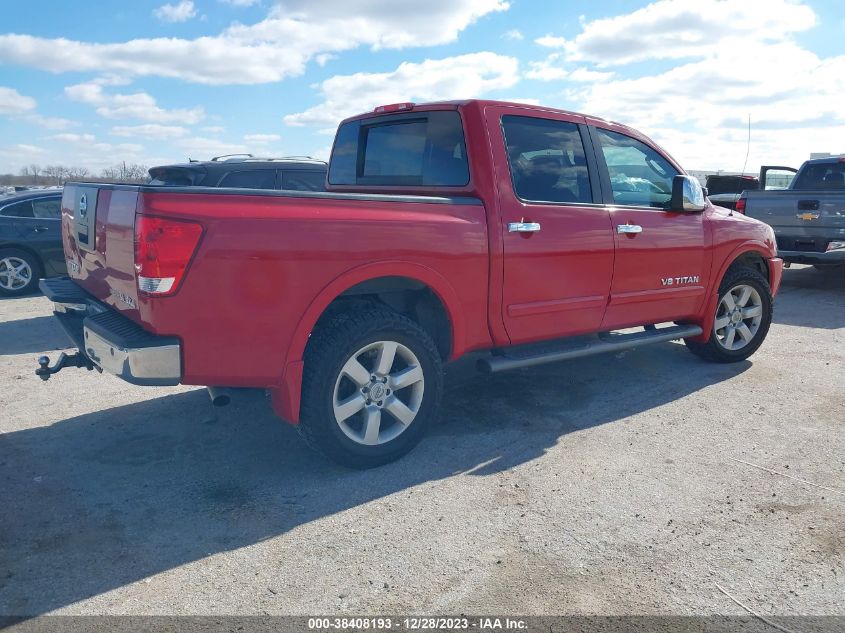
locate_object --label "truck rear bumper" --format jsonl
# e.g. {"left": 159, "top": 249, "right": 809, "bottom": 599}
{"left": 40, "top": 278, "right": 181, "bottom": 386}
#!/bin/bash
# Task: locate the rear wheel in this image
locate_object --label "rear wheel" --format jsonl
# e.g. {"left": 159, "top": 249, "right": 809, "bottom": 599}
{"left": 685, "top": 265, "right": 773, "bottom": 363}
{"left": 298, "top": 308, "right": 443, "bottom": 469}
{"left": 0, "top": 249, "right": 41, "bottom": 296}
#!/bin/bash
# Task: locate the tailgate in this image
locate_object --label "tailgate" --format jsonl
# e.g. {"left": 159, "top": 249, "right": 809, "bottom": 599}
{"left": 744, "top": 190, "right": 845, "bottom": 229}
{"left": 62, "top": 183, "right": 143, "bottom": 320}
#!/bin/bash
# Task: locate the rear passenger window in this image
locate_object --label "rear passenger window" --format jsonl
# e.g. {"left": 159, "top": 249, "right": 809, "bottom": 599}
{"left": 329, "top": 111, "right": 469, "bottom": 187}
{"left": 218, "top": 169, "right": 277, "bottom": 189}
{"left": 282, "top": 171, "right": 326, "bottom": 192}
{"left": 501, "top": 116, "right": 592, "bottom": 204}
{"left": 595, "top": 128, "right": 679, "bottom": 208}
{"left": 32, "top": 198, "right": 61, "bottom": 219}
{"left": 0, "top": 200, "right": 34, "bottom": 218}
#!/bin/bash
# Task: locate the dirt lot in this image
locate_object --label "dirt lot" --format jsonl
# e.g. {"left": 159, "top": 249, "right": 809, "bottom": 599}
{"left": 0, "top": 265, "right": 842, "bottom": 616}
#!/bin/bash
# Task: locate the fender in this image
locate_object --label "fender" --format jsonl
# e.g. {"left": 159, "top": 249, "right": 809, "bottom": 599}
{"left": 271, "top": 260, "right": 467, "bottom": 424}
{"left": 686, "top": 240, "right": 775, "bottom": 344}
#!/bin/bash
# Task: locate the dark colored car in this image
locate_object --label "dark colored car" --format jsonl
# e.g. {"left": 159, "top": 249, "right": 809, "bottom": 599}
{"left": 705, "top": 174, "right": 760, "bottom": 210}
{"left": 148, "top": 155, "right": 328, "bottom": 191}
{"left": 0, "top": 190, "right": 64, "bottom": 296}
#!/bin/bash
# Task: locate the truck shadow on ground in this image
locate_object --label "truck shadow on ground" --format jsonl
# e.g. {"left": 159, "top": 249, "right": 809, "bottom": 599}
{"left": 0, "top": 341, "right": 750, "bottom": 616}
{"left": 774, "top": 265, "right": 845, "bottom": 330}
{"left": 0, "top": 315, "right": 69, "bottom": 356}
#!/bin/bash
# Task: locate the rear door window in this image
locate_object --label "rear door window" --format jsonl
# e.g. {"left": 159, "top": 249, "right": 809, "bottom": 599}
{"left": 595, "top": 128, "right": 679, "bottom": 209}
{"left": 501, "top": 115, "right": 592, "bottom": 204}
{"left": 793, "top": 163, "right": 845, "bottom": 189}
{"left": 218, "top": 169, "right": 277, "bottom": 189}
{"left": 281, "top": 170, "right": 326, "bottom": 191}
{"left": 0, "top": 200, "right": 34, "bottom": 218}
{"left": 329, "top": 111, "right": 469, "bottom": 187}
{"left": 32, "top": 197, "right": 61, "bottom": 219}
{"left": 148, "top": 167, "right": 202, "bottom": 186}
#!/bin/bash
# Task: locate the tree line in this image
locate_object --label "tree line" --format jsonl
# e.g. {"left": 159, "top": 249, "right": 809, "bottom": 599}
{"left": 0, "top": 163, "right": 150, "bottom": 187}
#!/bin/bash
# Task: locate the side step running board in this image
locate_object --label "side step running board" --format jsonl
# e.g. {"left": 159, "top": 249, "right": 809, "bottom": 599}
{"left": 477, "top": 324, "right": 703, "bottom": 374}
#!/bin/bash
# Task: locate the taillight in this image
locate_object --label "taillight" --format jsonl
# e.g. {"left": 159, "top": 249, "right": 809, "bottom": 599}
{"left": 735, "top": 197, "right": 746, "bottom": 214}
{"left": 134, "top": 215, "right": 202, "bottom": 296}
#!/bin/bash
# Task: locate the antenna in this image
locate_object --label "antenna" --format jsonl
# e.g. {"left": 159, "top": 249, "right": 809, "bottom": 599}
{"left": 740, "top": 113, "right": 751, "bottom": 177}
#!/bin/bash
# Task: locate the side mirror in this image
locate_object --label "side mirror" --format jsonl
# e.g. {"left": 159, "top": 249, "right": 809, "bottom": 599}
{"left": 671, "top": 175, "right": 706, "bottom": 212}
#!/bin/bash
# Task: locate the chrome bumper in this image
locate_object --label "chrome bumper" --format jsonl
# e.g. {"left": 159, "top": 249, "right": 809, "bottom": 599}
{"left": 82, "top": 322, "right": 181, "bottom": 385}
{"left": 40, "top": 278, "right": 182, "bottom": 386}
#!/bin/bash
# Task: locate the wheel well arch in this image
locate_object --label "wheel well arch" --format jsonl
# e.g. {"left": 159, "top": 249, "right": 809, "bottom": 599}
{"left": 314, "top": 276, "right": 453, "bottom": 360}
{"left": 731, "top": 250, "right": 769, "bottom": 281}
{"left": 285, "top": 262, "right": 466, "bottom": 370}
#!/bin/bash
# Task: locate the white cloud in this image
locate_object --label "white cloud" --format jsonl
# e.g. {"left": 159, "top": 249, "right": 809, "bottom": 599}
{"left": 499, "top": 97, "right": 541, "bottom": 106}
{"left": 201, "top": 125, "right": 225, "bottom": 133}
{"left": 65, "top": 83, "right": 204, "bottom": 124}
{"left": 540, "top": 0, "right": 844, "bottom": 170}
{"left": 539, "top": 0, "right": 815, "bottom": 66}
{"left": 220, "top": 0, "right": 260, "bottom": 5}
{"left": 110, "top": 124, "right": 190, "bottom": 139}
{"left": 0, "top": 1, "right": 509, "bottom": 85}
{"left": 175, "top": 136, "right": 249, "bottom": 159}
{"left": 284, "top": 52, "right": 519, "bottom": 128}
{"left": 25, "top": 114, "right": 79, "bottom": 130}
{"left": 0, "top": 86, "right": 36, "bottom": 114}
{"left": 535, "top": 35, "right": 566, "bottom": 48}
{"left": 526, "top": 53, "right": 569, "bottom": 81}
{"left": 244, "top": 133, "right": 281, "bottom": 143}
{"left": 154, "top": 0, "right": 197, "bottom": 23}
{"left": 48, "top": 133, "right": 96, "bottom": 143}
{"left": 503, "top": 29, "right": 523, "bottom": 41}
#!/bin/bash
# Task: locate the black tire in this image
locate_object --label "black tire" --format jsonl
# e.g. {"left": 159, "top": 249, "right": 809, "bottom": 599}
{"left": 298, "top": 308, "right": 443, "bottom": 469}
{"left": 685, "top": 265, "right": 773, "bottom": 363}
{"left": 0, "top": 248, "right": 41, "bottom": 297}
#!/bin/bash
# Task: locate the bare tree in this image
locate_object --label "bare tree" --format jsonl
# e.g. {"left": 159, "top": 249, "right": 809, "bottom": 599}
{"left": 100, "top": 166, "right": 121, "bottom": 180}
{"left": 28, "top": 164, "right": 41, "bottom": 185}
{"left": 67, "top": 166, "right": 90, "bottom": 181}
{"left": 43, "top": 165, "right": 61, "bottom": 186}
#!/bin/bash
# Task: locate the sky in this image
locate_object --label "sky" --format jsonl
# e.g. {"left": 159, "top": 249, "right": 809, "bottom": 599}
{"left": 0, "top": 0, "right": 843, "bottom": 176}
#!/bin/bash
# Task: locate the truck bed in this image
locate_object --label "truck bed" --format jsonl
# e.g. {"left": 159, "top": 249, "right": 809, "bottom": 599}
{"left": 742, "top": 188, "right": 845, "bottom": 263}
{"left": 60, "top": 183, "right": 492, "bottom": 387}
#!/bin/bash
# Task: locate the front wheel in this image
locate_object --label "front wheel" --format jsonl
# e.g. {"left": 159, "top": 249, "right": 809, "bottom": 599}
{"left": 685, "top": 265, "right": 773, "bottom": 363}
{"left": 298, "top": 308, "right": 443, "bottom": 469}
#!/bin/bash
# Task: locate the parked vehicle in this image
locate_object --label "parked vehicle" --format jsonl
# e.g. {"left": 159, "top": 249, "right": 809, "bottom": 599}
{"left": 148, "top": 155, "right": 327, "bottom": 192}
{"left": 738, "top": 156, "right": 845, "bottom": 268}
{"left": 706, "top": 174, "right": 760, "bottom": 210}
{"left": 0, "top": 189, "right": 64, "bottom": 296}
{"left": 37, "top": 100, "right": 782, "bottom": 467}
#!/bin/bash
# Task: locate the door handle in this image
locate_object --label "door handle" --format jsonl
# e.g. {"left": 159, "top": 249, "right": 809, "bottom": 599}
{"left": 617, "top": 223, "right": 643, "bottom": 234}
{"left": 33, "top": 226, "right": 49, "bottom": 233}
{"left": 797, "top": 200, "right": 819, "bottom": 211}
{"left": 508, "top": 222, "right": 541, "bottom": 233}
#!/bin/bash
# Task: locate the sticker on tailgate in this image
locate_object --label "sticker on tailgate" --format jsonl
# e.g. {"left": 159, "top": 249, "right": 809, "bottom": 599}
{"left": 74, "top": 186, "right": 99, "bottom": 251}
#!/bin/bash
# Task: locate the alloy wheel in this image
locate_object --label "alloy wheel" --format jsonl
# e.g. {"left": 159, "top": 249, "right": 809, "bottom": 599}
{"left": 332, "top": 340, "right": 425, "bottom": 446}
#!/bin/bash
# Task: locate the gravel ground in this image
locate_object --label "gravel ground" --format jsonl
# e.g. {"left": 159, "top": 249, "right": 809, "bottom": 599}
{"left": 0, "top": 265, "right": 842, "bottom": 617}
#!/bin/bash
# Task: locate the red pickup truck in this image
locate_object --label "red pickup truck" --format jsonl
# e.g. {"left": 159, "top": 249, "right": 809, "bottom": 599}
{"left": 37, "top": 100, "right": 783, "bottom": 468}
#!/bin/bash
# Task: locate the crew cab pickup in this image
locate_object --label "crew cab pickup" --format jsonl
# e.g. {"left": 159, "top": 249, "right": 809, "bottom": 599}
{"left": 37, "top": 100, "right": 783, "bottom": 468}
{"left": 738, "top": 156, "right": 845, "bottom": 267}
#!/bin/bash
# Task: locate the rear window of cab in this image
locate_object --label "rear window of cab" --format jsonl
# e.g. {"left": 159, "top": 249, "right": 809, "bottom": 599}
{"left": 329, "top": 111, "right": 469, "bottom": 187}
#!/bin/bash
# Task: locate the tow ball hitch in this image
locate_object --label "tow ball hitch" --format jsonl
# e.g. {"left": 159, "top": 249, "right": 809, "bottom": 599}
{"left": 36, "top": 352, "right": 95, "bottom": 381}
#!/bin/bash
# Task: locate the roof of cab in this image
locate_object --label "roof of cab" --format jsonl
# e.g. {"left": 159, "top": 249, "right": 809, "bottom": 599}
{"left": 340, "top": 98, "right": 636, "bottom": 135}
